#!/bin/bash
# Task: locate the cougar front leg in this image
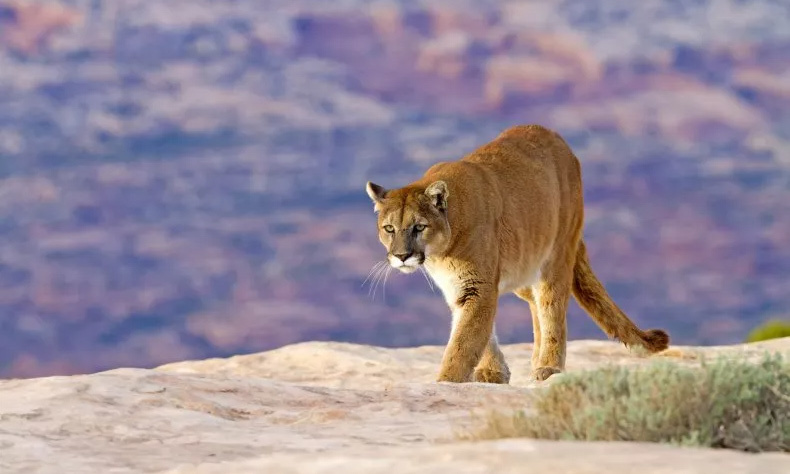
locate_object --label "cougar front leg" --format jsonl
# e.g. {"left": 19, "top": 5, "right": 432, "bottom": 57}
{"left": 437, "top": 283, "right": 497, "bottom": 383}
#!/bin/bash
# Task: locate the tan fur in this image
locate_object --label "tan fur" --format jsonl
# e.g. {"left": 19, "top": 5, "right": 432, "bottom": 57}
{"left": 366, "top": 125, "right": 669, "bottom": 383}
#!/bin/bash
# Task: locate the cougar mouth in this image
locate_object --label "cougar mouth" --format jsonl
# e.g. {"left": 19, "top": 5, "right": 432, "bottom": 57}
{"left": 388, "top": 253, "right": 425, "bottom": 273}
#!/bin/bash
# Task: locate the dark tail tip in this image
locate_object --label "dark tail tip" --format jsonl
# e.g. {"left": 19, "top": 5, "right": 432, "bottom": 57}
{"left": 643, "top": 329, "right": 670, "bottom": 353}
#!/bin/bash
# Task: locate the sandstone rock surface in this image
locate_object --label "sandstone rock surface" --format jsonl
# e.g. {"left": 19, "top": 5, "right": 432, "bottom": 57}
{"left": 2, "top": 339, "right": 789, "bottom": 473}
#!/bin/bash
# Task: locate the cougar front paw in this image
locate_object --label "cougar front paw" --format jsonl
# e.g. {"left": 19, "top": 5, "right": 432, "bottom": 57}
{"left": 473, "top": 368, "right": 510, "bottom": 384}
{"left": 437, "top": 367, "right": 473, "bottom": 383}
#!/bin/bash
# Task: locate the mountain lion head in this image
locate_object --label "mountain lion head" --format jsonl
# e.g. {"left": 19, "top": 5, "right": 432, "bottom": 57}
{"left": 365, "top": 180, "right": 451, "bottom": 273}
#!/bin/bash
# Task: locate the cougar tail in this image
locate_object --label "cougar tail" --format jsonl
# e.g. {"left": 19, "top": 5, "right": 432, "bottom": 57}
{"left": 572, "top": 240, "right": 669, "bottom": 353}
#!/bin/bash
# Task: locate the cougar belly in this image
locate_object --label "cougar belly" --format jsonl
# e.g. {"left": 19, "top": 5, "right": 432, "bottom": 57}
{"left": 497, "top": 248, "right": 550, "bottom": 295}
{"left": 497, "top": 266, "right": 540, "bottom": 295}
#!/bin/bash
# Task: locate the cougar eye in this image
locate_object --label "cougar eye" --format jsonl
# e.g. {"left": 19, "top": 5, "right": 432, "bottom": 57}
{"left": 414, "top": 224, "right": 426, "bottom": 232}
{"left": 383, "top": 225, "right": 395, "bottom": 233}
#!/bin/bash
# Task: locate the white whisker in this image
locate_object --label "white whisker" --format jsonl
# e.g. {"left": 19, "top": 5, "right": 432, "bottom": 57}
{"left": 419, "top": 266, "right": 435, "bottom": 293}
{"left": 365, "top": 262, "right": 388, "bottom": 298}
{"left": 362, "top": 261, "right": 386, "bottom": 288}
{"left": 368, "top": 266, "right": 381, "bottom": 297}
{"left": 370, "top": 263, "right": 388, "bottom": 300}
{"left": 382, "top": 266, "right": 392, "bottom": 302}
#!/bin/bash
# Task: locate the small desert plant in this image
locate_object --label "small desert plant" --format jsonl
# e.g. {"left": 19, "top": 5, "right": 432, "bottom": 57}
{"left": 746, "top": 319, "right": 790, "bottom": 343}
{"left": 466, "top": 356, "right": 790, "bottom": 452}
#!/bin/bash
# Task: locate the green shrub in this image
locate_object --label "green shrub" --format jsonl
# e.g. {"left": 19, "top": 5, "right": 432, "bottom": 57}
{"left": 746, "top": 319, "right": 790, "bottom": 343}
{"left": 465, "top": 356, "right": 790, "bottom": 452}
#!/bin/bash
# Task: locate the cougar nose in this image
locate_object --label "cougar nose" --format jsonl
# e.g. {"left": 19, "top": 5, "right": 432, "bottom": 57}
{"left": 393, "top": 252, "right": 412, "bottom": 262}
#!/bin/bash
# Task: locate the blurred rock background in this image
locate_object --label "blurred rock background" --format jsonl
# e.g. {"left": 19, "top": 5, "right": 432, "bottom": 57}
{"left": 0, "top": 0, "right": 789, "bottom": 377}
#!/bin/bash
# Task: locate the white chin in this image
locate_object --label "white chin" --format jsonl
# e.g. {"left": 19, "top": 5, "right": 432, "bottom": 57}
{"left": 397, "top": 265, "right": 418, "bottom": 274}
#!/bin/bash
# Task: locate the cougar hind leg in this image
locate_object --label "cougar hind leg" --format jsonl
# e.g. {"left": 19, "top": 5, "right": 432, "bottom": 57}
{"left": 514, "top": 287, "right": 541, "bottom": 370}
{"left": 529, "top": 248, "right": 576, "bottom": 381}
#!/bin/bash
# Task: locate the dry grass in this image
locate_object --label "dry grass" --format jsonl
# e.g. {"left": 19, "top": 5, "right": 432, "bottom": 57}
{"left": 464, "top": 355, "right": 790, "bottom": 453}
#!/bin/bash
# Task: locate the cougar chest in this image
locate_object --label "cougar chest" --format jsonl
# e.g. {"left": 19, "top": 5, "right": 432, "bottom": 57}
{"left": 424, "top": 261, "right": 462, "bottom": 308}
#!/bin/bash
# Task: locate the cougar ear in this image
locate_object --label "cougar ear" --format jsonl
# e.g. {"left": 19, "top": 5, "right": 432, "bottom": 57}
{"left": 366, "top": 181, "right": 387, "bottom": 204}
{"left": 425, "top": 180, "right": 449, "bottom": 211}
